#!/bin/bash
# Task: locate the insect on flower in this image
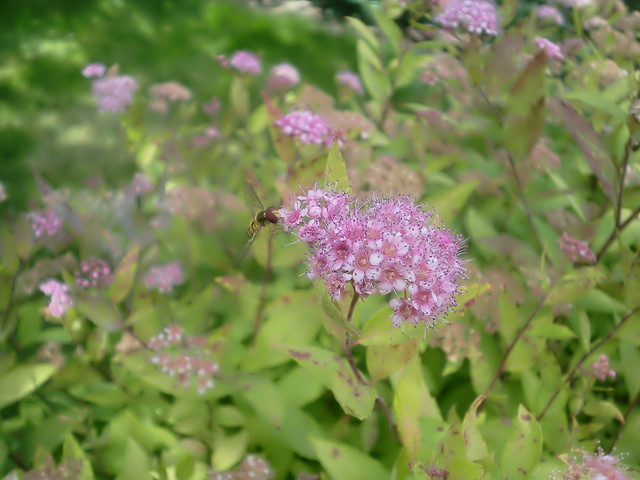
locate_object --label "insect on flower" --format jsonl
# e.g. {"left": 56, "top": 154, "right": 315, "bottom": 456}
{"left": 237, "top": 182, "right": 280, "bottom": 265}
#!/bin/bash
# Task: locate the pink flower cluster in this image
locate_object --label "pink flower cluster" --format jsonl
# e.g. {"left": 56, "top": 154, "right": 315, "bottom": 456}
{"left": 267, "top": 63, "right": 300, "bottom": 91}
{"left": 130, "top": 173, "right": 153, "bottom": 195}
{"left": 535, "top": 37, "right": 564, "bottom": 61}
{"left": 558, "top": 233, "right": 596, "bottom": 263}
{"left": 591, "top": 354, "right": 616, "bottom": 381}
{"left": 219, "top": 50, "right": 262, "bottom": 75}
{"left": 142, "top": 261, "right": 184, "bottom": 293}
{"left": 280, "top": 186, "right": 466, "bottom": 327}
{"left": 536, "top": 5, "right": 564, "bottom": 25}
{"left": 556, "top": 448, "right": 630, "bottom": 480}
{"left": 82, "top": 62, "right": 107, "bottom": 78}
{"left": 92, "top": 74, "right": 138, "bottom": 112}
{"left": 29, "top": 209, "right": 63, "bottom": 238}
{"left": 276, "top": 110, "right": 337, "bottom": 147}
{"left": 40, "top": 279, "right": 74, "bottom": 318}
{"left": 149, "top": 326, "right": 219, "bottom": 394}
{"left": 336, "top": 70, "right": 364, "bottom": 95}
{"left": 435, "top": 0, "right": 500, "bottom": 36}
{"left": 75, "top": 258, "right": 113, "bottom": 289}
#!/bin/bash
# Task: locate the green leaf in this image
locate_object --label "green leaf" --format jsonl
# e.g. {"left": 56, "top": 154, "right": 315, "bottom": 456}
{"left": 498, "top": 406, "right": 542, "bottom": 480}
{"left": 346, "top": 17, "right": 380, "bottom": 50}
{"left": 316, "top": 285, "right": 360, "bottom": 340}
{"left": 435, "top": 423, "right": 485, "bottom": 480}
{"left": 0, "top": 363, "right": 56, "bottom": 409}
{"left": 563, "top": 90, "right": 627, "bottom": 124}
{"left": 324, "top": 142, "right": 351, "bottom": 192}
{"left": 230, "top": 75, "right": 249, "bottom": 118}
{"left": 311, "top": 438, "right": 388, "bottom": 480}
{"left": 462, "top": 395, "right": 488, "bottom": 462}
{"left": 546, "top": 267, "right": 606, "bottom": 306}
{"left": 62, "top": 433, "right": 94, "bottom": 480}
{"left": 211, "top": 430, "right": 248, "bottom": 472}
{"left": 372, "top": 10, "right": 402, "bottom": 55}
{"left": 284, "top": 346, "right": 376, "bottom": 420}
{"left": 620, "top": 340, "right": 640, "bottom": 397}
{"left": 366, "top": 342, "right": 417, "bottom": 382}
{"left": 583, "top": 399, "right": 624, "bottom": 423}
{"left": 109, "top": 244, "right": 140, "bottom": 304}
{"left": 117, "top": 438, "right": 151, "bottom": 480}
{"left": 74, "top": 291, "right": 124, "bottom": 331}
{"left": 239, "top": 376, "right": 285, "bottom": 428}
{"left": 424, "top": 180, "right": 479, "bottom": 225}
{"left": 359, "top": 306, "right": 413, "bottom": 346}
{"left": 529, "top": 322, "right": 576, "bottom": 340}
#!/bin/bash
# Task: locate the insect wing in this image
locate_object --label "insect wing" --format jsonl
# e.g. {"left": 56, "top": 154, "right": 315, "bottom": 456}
{"left": 235, "top": 223, "right": 262, "bottom": 267}
{"left": 243, "top": 182, "right": 265, "bottom": 211}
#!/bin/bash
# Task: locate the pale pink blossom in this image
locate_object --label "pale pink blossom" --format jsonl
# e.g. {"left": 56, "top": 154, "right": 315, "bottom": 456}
{"left": 143, "top": 261, "right": 184, "bottom": 293}
{"left": 82, "top": 62, "right": 107, "bottom": 78}
{"left": 435, "top": 0, "right": 500, "bottom": 35}
{"left": 336, "top": 70, "right": 364, "bottom": 95}
{"left": 40, "top": 279, "right": 74, "bottom": 318}
{"left": 535, "top": 36, "right": 564, "bottom": 61}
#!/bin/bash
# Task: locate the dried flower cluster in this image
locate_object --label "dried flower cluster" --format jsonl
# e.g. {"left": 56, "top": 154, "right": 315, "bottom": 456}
{"left": 590, "top": 354, "right": 616, "bottom": 381}
{"left": 276, "top": 110, "right": 337, "bottom": 146}
{"left": 75, "top": 257, "right": 113, "bottom": 289}
{"left": 40, "top": 279, "right": 74, "bottom": 318}
{"left": 280, "top": 186, "right": 466, "bottom": 327}
{"left": 435, "top": 0, "right": 500, "bottom": 36}
{"left": 209, "top": 455, "right": 274, "bottom": 480}
{"left": 149, "top": 326, "right": 219, "bottom": 394}
{"left": 558, "top": 233, "right": 596, "bottom": 263}
{"left": 142, "top": 261, "right": 185, "bottom": 293}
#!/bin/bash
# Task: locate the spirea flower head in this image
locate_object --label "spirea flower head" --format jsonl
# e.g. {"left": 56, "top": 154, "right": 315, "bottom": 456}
{"left": 40, "top": 279, "right": 74, "bottom": 318}
{"left": 536, "top": 5, "right": 564, "bottom": 25}
{"left": 75, "top": 258, "right": 113, "bottom": 289}
{"left": 143, "top": 261, "right": 184, "bottom": 293}
{"left": 148, "top": 325, "right": 219, "bottom": 394}
{"left": 228, "top": 50, "right": 262, "bottom": 75}
{"left": 590, "top": 354, "right": 616, "bottom": 381}
{"left": 92, "top": 74, "right": 138, "bottom": 112}
{"left": 435, "top": 0, "right": 500, "bottom": 36}
{"left": 82, "top": 62, "right": 107, "bottom": 78}
{"left": 29, "top": 208, "right": 63, "bottom": 238}
{"left": 535, "top": 36, "right": 564, "bottom": 61}
{"left": 336, "top": 70, "right": 364, "bottom": 95}
{"left": 267, "top": 63, "right": 301, "bottom": 91}
{"left": 554, "top": 448, "right": 630, "bottom": 480}
{"left": 276, "top": 110, "right": 338, "bottom": 147}
{"left": 130, "top": 172, "right": 153, "bottom": 195}
{"left": 558, "top": 233, "right": 596, "bottom": 263}
{"left": 280, "top": 185, "right": 467, "bottom": 328}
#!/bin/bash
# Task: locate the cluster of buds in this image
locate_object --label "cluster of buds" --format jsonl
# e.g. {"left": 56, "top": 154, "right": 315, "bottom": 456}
{"left": 149, "top": 326, "right": 219, "bottom": 394}
{"left": 29, "top": 208, "right": 63, "bottom": 238}
{"left": 279, "top": 186, "right": 466, "bottom": 328}
{"left": 209, "top": 455, "right": 274, "bottom": 480}
{"left": 142, "top": 261, "right": 184, "bottom": 293}
{"left": 75, "top": 257, "right": 113, "bottom": 289}
{"left": 558, "top": 233, "right": 597, "bottom": 263}
{"left": 590, "top": 354, "right": 616, "bottom": 382}
{"left": 40, "top": 279, "right": 74, "bottom": 318}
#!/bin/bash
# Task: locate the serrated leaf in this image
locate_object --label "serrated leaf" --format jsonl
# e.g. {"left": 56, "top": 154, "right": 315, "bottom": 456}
{"left": 347, "top": 17, "right": 380, "bottom": 50}
{"left": 62, "top": 433, "right": 94, "bottom": 480}
{"left": 462, "top": 395, "right": 488, "bottom": 462}
{"left": 211, "top": 430, "right": 248, "bottom": 472}
{"left": 0, "top": 363, "right": 57, "bottom": 409}
{"left": 359, "top": 306, "right": 413, "bottom": 346}
{"left": 373, "top": 9, "right": 402, "bottom": 55}
{"left": 366, "top": 342, "right": 417, "bottom": 382}
{"left": 311, "top": 438, "right": 388, "bottom": 480}
{"left": 529, "top": 323, "right": 576, "bottom": 340}
{"left": 109, "top": 244, "right": 140, "bottom": 304}
{"left": 74, "top": 291, "right": 124, "bottom": 331}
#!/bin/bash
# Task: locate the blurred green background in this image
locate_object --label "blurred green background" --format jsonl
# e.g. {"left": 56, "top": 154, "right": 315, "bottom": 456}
{"left": 0, "top": 0, "right": 360, "bottom": 212}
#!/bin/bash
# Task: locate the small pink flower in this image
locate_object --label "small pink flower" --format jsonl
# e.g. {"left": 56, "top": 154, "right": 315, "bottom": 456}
{"left": 82, "top": 62, "right": 107, "bottom": 78}
{"left": 40, "top": 279, "right": 74, "bottom": 318}
{"left": 131, "top": 173, "right": 153, "bottom": 195}
{"left": 276, "top": 110, "right": 337, "bottom": 147}
{"left": 143, "top": 261, "right": 184, "bottom": 293}
{"left": 535, "top": 5, "right": 564, "bottom": 25}
{"left": 75, "top": 258, "right": 113, "bottom": 289}
{"left": 267, "top": 63, "right": 300, "bottom": 90}
{"left": 228, "top": 50, "right": 262, "bottom": 75}
{"left": 591, "top": 354, "right": 616, "bottom": 381}
{"left": 336, "top": 70, "right": 364, "bottom": 95}
{"left": 92, "top": 74, "right": 138, "bottom": 112}
{"left": 535, "top": 36, "right": 564, "bottom": 61}
{"left": 558, "top": 233, "right": 596, "bottom": 263}
{"left": 29, "top": 209, "right": 63, "bottom": 238}
{"left": 435, "top": 0, "right": 500, "bottom": 36}
{"left": 202, "top": 97, "right": 221, "bottom": 116}
{"left": 560, "top": 448, "right": 630, "bottom": 480}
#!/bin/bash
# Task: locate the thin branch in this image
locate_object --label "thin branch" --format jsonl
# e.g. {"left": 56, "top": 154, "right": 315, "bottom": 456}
{"left": 615, "top": 140, "right": 633, "bottom": 228}
{"left": 596, "top": 207, "right": 640, "bottom": 261}
{"left": 475, "top": 85, "right": 545, "bottom": 254}
{"left": 537, "top": 304, "right": 640, "bottom": 421}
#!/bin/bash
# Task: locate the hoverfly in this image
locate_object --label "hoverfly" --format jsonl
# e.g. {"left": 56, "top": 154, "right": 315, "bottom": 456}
{"left": 237, "top": 182, "right": 279, "bottom": 265}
